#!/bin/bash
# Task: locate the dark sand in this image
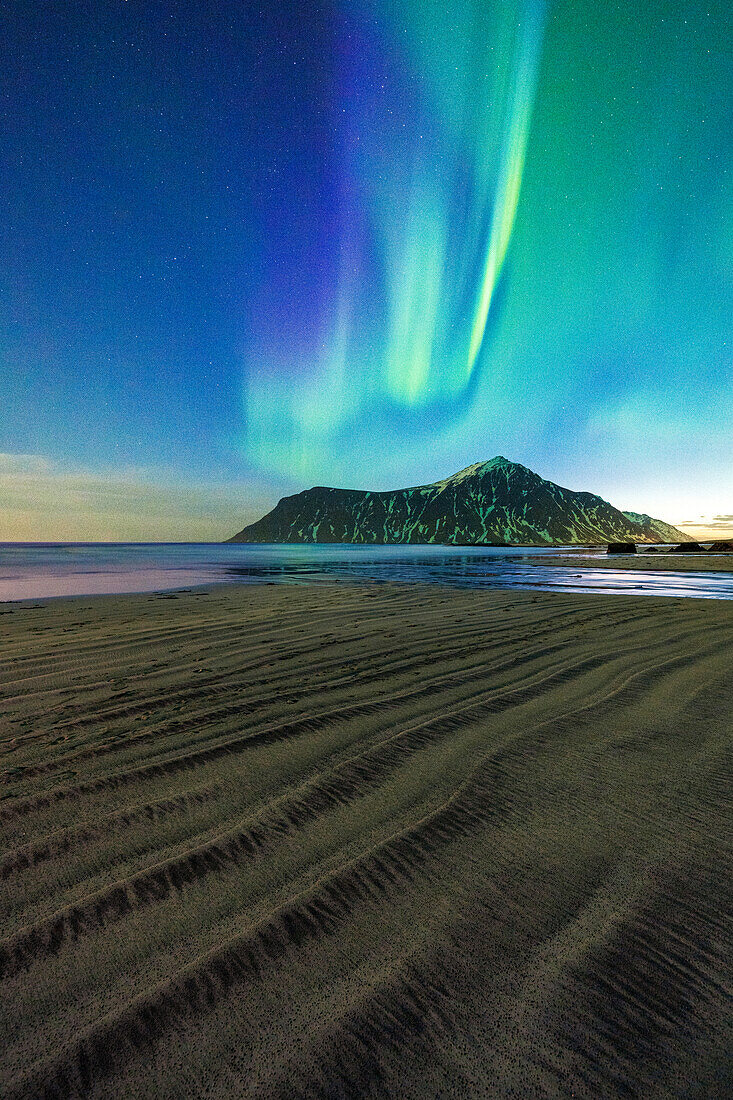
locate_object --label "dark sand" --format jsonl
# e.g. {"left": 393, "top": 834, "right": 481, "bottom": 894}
{"left": 0, "top": 584, "right": 731, "bottom": 1098}
{"left": 545, "top": 552, "right": 733, "bottom": 574}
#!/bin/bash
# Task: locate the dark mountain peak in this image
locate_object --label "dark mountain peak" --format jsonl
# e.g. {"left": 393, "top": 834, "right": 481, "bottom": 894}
{"left": 228, "top": 459, "right": 691, "bottom": 546}
{"left": 428, "top": 455, "right": 528, "bottom": 489}
{"left": 450, "top": 455, "right": 519, "bottom": 475}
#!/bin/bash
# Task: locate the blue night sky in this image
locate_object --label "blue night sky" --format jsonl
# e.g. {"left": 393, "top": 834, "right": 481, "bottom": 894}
{"left": 1, "top": 0, "right": 731, "bottom": 540}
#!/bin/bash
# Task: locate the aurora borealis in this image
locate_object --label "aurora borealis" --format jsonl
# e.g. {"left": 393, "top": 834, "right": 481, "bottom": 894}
{"left": 1, "top": 0, "right": 731, "bottom": 540}
{"left": 246, "top": 0, "right": 547, "bottom": 478}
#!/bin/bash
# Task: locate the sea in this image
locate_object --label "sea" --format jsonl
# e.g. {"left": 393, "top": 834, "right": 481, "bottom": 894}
{"left": 1, "top": 542, "right": 732, "bottom": 601}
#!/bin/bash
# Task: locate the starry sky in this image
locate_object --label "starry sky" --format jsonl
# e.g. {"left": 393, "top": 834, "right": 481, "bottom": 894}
{"left": 1, "top": 0, "right": 731, "bottom": 541}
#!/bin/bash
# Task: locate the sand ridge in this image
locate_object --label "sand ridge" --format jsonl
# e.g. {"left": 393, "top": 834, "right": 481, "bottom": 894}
{"left": 0, "top": 584, "right": 731, "bottom": 1098}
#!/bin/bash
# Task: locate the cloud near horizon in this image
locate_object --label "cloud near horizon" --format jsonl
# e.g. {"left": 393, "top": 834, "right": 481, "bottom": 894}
{"left": 0, "top": 454, "right": 274, "bottom": 542}
{"left": 676, "top": 517, "right": 733, "bottom": 540}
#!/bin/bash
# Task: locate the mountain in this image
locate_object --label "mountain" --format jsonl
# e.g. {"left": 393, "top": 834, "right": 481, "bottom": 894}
{"left": 228, "top": 457, "right": 692, "bottom": 545}
{"left": 620, "top": 511, "right": 690, "bottom": 544}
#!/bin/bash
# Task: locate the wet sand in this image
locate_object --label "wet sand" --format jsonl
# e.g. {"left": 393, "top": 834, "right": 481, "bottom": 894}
{"left": 547, "top": 551, "right": 733, "bottom": 573}
{"left": 1, "top": 583, "right": 731, "bottom": 1098}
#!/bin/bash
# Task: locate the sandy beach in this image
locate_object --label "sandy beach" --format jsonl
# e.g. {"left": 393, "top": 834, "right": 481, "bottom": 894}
{"left": 545, "top": 551, "right": 733, "bottom": 574}
{"left": 1, "top": 583, "right": 731, "bottom": 1099}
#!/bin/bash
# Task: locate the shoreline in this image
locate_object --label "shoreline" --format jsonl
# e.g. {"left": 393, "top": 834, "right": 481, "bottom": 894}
{"left": 2, "top": 542, "right": 733, "bottom": 605}
{"left": 2, "top": 550, "right": 733, "bottom": 605}
{"left": 536, "top": 551, "right": 733, "bottom": 574}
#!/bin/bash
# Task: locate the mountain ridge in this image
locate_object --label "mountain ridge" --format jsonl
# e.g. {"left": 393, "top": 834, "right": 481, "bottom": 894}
{"left": 228, "top": 457, "right": 691, "bottom": 545}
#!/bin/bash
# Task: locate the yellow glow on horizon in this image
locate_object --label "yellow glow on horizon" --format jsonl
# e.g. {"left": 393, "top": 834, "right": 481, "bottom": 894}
{"left": 676, "top": 524, "right": 733, "bottom": 543}
{"left": 0, "top": 457, "right": 274, "bottom": 542}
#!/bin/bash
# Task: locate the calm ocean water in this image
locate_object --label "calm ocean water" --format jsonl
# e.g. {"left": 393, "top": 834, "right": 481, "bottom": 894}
{"left": 0, "top": 542, "right": 731, "bottom": 601}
